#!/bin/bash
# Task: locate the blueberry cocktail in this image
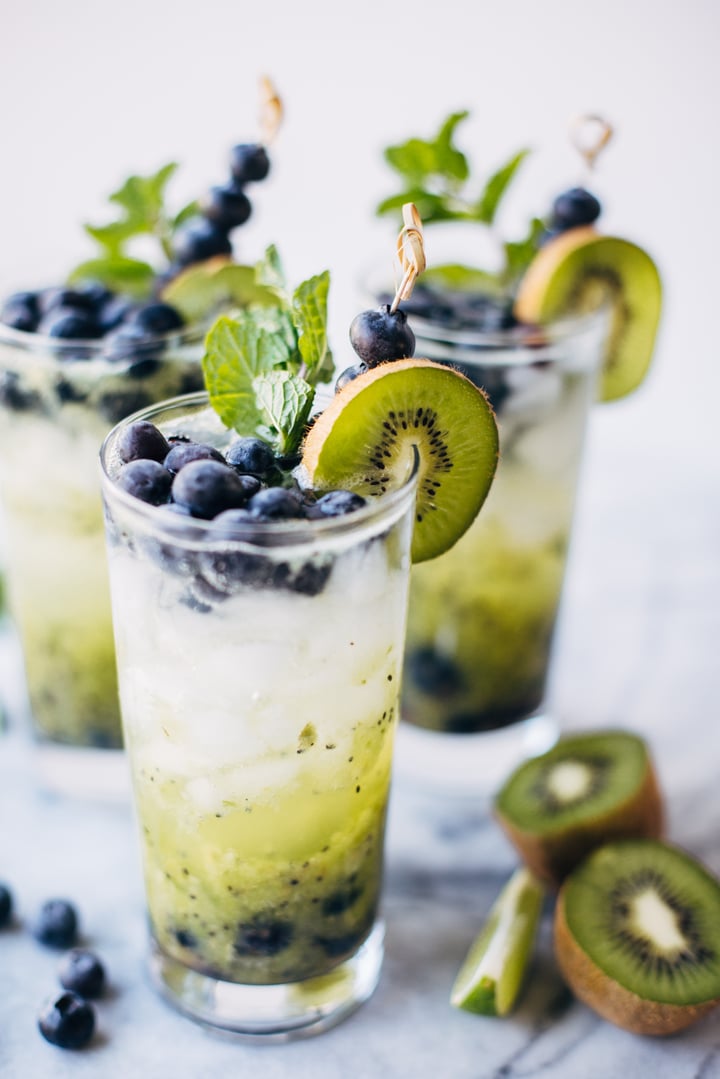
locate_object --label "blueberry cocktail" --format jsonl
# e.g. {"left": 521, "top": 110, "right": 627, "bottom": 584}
{"left": 100, "top": 225, "right": 498, "bottom": 1035}
{"left": 370, "top": 114, "right": 661, "bottom": 767}
{"left": 0, "top": 85, "right": 286, "bottom": 778}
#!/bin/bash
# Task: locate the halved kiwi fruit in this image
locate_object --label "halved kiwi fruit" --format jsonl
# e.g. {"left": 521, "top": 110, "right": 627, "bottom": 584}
{"left": 450, "top": 866, "right": 544, "bottom": 1017}
{"left": 555, "top": 839, "right": 720, "bottom": 1035}
{"left": 494, "top": 730, "right": 664, "bottom": 888}
{"left": 302, "top": 359, "right": 499, "bottom": 563}
{"left": 513, "top": 227, "right": 662, "bottom": 402}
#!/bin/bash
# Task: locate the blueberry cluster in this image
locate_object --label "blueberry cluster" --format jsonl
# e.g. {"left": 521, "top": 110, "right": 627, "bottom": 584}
{"left": 0, "top": 882, "right": 106, "bottom": 1051}
{"left": 365, "top": 286, "right": 519, "bottom": 341}
{"left": 116, "top": 420, "right": 366, "bottom": 524}
{"left": 171, "top": 142, "right": 270, "bottom": 270}
{"left": 335, "top": 304, "right": 416, "bottom": 392}
{"left": 0, "top": 283, "right": 185, "bottom": 357}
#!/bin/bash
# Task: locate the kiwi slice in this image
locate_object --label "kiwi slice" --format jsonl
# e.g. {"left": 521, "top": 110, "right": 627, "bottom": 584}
{"left": 302, "top": 359, "right": 499, "bottom": 563}
{"left": 513, "top": 227, "right": 662, "bottom": 402}
{"left": 450, "top": 867, "right": 544, "bottom": 1017}
{"left": 555, "top": 839, "right": 720, "bottom": 1035}
{"left": 494, "top": 730, "right": 664, "bottom": 888}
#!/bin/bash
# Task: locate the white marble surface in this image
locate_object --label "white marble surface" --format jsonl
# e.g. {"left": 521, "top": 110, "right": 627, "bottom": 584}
{"left": 1, "top": 389, "right": 719, "bottom": 1079}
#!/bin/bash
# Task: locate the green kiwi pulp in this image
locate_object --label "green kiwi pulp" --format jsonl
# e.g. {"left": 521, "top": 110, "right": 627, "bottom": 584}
{"left": 555, "top": 840, "right": 720, "bottom": 1034}
{"left": 494, "top": 730, "right": 664, "bottom": 887}
{"left": 514, "top": 229, "right": 662, "bottom": 403}
{"left": 301, "top": 359, "right": 499, "bottom": 563}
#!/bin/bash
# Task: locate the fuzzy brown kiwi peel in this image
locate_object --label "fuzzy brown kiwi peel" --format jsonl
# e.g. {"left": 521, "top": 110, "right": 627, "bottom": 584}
{"left": 554, "top": 840, "right": 720, "bottom": 1035}
{"left": 493, "top": 730, "right": 664, "bottom": 889}
{"left": 302, "top": 359, "right": 499, "bottom": 563}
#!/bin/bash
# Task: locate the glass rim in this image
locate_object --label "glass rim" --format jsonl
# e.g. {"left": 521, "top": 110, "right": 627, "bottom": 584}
{"left": 100, "top": 391, "right": 420, "bottom": 552}
{"left": 409, "top": 302, "right": 611, "bottom": 351}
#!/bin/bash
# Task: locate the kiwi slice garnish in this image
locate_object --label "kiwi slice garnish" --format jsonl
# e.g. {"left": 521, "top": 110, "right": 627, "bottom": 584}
{"left": 302, "top": 358, "right": 499, "bottom": 563}
{"left": 450, "top": 867, "right": 544, "bottom": 1017}
{"left": 494, "top": 730, "right": 664, "bottom": 888}
{"left": 513, "top": 227, "right": 662, "bottom": 402}
{"left": 555, "top": 839, "right": 720, "bottom": 1035}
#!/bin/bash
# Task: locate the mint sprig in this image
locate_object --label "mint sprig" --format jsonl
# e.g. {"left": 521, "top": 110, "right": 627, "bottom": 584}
{"left": 202, "top": 248, "right": 332, "bottom": 457}
{"left": 377, "top": 111, "right": 535, "bottom": 288}
{"left": 68, "top": 161, "right": 198, "bottom": 297}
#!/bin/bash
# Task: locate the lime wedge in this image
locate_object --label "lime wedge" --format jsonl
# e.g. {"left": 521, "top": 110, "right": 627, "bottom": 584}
{"left": 450, "top": 866, "right": 544, "bottom": 1016}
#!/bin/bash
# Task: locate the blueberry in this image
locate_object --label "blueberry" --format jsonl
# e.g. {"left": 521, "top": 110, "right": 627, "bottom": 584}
{"left": 117, "top": 459, "right": 173, "bottom": 505}
{"left": 75, "top": 281, "right": 113, "bottom": 309}
{"left": 307, "top": 490, "right": 366, "bottom": 518}
{"left": 322, "top": 884, "right": 363, "bottom": 917}
{"left": 39, "top": 310, "right": 100, "bottom": 340}
{"left": 103, "top": 323, "right": 162, "bottom": 366}
{"left": 38, "top": 287, "right": 97, "bottom": 316}
{"left": 283, "top": 560, "right": 332, "bottom": 596}
{"left": 117, "top": 420, "right": 170, "bottom": 464}
{"left": 1, "top": 300, "right": 38, "bottom": 332}
{"left": 128, "top": 301, "right": 184, "bottom": 336}
{"left": 38, "top": 992, "right": 95, "bottom": 1050}
{"left": 98, "top": 295, "right": 137, "bottom": 334}
{"left": 201, "top": 183, "right": 252, "bottom": 230}
{"left": 0, "top": 371, "right": 42, "bottom": 412}
{"left": 171, "top": 459, "right": 253, "bottom": 518}
{"left": 234, "top": 918, "right": 293, "bottom": 957}
{"left": 58, "top": 949, "right": 106, "bottom": 999}
{"left": 229, "top": 143, "right": 270, "bottom": 183}
{"left": 173, "top": 928, "right": 198, "bottom": 949}
{"left": 55, "top": 377, "right": 88, "bottom": 404}
{"left": 33, "top": 899, "right": 78, "bottom": 949}
{"left": 164, "top": 440, "right": 225, "bottom": 474}
{"left": 95, "top": 388, "right": 154, "bottom": 425}
{"left": 225, "top": 436, "right": 276, "bottom": 476}
{"left": 407, "top": 647, "right": 464, "bottom": 696}
{"left": 550, "top": 186, "right": 601, "bottom": 230}
{"left": 314, "top": 928, "right": 367, "bottom": 958}
{"left": 173, "top": 218, "right": 233, "bottom": 267}
{"left": 349, "top": 305, "right": 415, "bottom": 365}
{"left": 3, "top": 290, "right": 39, "bottom": 316}
{"left": 247, "top": 486, "right": 305, "bottom": 520}
{"left": 0, "top": 883, "right": 13, "bottom": 927}
{"left": 335, "top": 362, "right": 368, "bottom": 393}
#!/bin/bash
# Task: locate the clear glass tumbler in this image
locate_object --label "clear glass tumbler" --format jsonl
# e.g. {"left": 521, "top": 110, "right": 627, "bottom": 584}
{"left": 394, "top": 308, "right": 609, "bottom": 794}
{"left": 100, "top": 394, "right": 416, "bottom": 1039}
{"left": 0, "top": 322, "right": 204, "bottom": 794}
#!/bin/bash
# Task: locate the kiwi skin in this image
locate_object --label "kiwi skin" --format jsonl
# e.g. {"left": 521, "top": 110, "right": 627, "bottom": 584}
{"left": 494, "top": 733, "right": 664, "bottom": 889}
{"left": 554, "top": 845, "right": 720, "bottom": 1035}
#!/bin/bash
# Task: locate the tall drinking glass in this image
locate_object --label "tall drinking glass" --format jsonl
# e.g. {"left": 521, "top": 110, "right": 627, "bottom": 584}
{"left": 0, "top": 323, "right": 204, "bottom": 794}
{"left": 394, "top": 309, "right": 609, "bottom": 792}
{"left": 100, "top": 394, "right": 416, "bottom": 1038}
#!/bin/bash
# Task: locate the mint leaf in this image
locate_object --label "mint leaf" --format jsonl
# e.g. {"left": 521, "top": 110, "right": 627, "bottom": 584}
{"left": 253, "top": 371, "right": 314, "bottom": 456}
{"left": 84, "top": 219, "right": 148, "bottom": 254}
{"left": 502, "top": 217, "right": 546, "bottom": 285}
{"left": 256, "top": 244, "right": 286, "bottom": 292}
{"left": 376, "top": 189, "right": 465, "bottom": 223}
{"left": 202, "top": 314, "right": 289, "bottom": 434}
{"left": 422, "top": 264, "right": 505, "bottom": 295}
{"left": 68, "top": 255, "right": 155, "bottom": 296}
{"left": 384, "top": 110, "right": 469, "bottom": 187}
{"left": 161, "top": 261, "right": 280, "bottom": 322}
{"left": 173, "top": 199, "right": 201, "bottom": 229}
{"left": 109, "top": 162, "right": 178, "bottom": 223}
{"left": 473, "top": 149, "right": 530, "bottom": 225}
{"left": 291, "top": 271, "right": 331, "bottom": 378}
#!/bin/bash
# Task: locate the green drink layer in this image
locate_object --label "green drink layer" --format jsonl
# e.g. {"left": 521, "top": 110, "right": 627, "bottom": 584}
{"left": 138, "top": 723, "right": 395, "bottom": 984}
{"left": 0, "top": 341, "right": 204, "bottom": 747}
{"left": 402, "top": 361, "right": 595, "bottom": 734}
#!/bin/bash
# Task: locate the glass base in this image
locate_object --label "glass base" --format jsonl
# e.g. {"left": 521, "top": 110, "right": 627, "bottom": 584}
{"left": 148, "top": 920, "right": 385, "bottom": 1041}
{"left": 34, "top": 742, "right": 130, "bottom": 801}
{"left": 393, "top": 711, "right": 559, "bottom": 799}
